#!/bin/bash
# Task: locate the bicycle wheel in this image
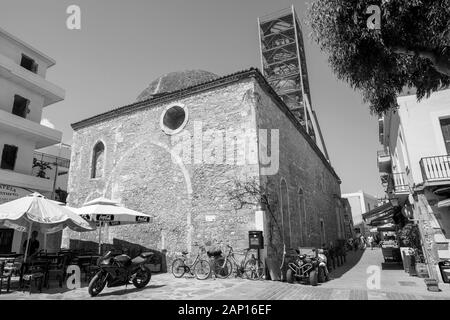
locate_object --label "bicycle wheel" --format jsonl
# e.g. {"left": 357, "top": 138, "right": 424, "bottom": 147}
{"left": 244, "top": 259, "right": 264, "bottom": 280}
{"left": 172, "top": 258, "right": 186, "bottom": 278}
{"left": 194, "top": 259, "right": 211, "bottom": 280}
{"left": 213, "top": 258, "right": 233, "bottom": 279}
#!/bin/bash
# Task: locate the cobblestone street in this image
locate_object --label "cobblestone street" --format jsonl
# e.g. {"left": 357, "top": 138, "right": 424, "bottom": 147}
{"left": 1, "top": 248, "right": 450, "bottom": 300}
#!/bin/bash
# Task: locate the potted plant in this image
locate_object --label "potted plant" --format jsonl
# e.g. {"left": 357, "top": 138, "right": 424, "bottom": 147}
{"left": 397, "top": 224, "right": 427, "bottom": 276}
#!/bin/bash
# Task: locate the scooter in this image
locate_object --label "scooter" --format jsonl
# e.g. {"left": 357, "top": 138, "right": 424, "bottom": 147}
{"left": 317, "top": 250, "right": 330, "bottom": 283}
{"left": 88, "top": 251, "right": 154, "bottom": 297}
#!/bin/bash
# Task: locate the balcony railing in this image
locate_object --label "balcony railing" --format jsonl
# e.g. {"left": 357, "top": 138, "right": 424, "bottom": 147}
{"left": 385, "top": 172, "right": 409, "bottom": 194}
{"left": 392, "top": 172, "right": 409, "bottom": 193}
{"left": 420, "top": 155, "right": 450, "bottom": 182}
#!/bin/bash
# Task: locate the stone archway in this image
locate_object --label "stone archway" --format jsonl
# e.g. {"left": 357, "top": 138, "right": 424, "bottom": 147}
{"left": 103, "top": 139, "right": 193, "bottom": 254}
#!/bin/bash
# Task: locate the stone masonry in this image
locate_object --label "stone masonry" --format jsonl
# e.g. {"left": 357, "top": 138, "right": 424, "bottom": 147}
{"left": 63, "top": 69, "right": 343, "bottom": 269}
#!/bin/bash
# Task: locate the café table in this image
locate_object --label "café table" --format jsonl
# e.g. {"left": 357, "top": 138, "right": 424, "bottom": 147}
{"left": 74, "top": 255, "right": 101, "bottom": 282}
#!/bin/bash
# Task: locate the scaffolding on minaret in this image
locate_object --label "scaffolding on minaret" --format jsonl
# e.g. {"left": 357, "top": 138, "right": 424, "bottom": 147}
{"left": 258, "top": 5, "right": 330, "bottom": 161}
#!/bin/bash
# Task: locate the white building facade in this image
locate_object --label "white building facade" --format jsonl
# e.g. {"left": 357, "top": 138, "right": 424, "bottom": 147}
{"left": 342, "top": 191, "right": 379, "bottom": 237}
{"left": 378, "top": 88, "right": 450, "bottom": 283}
{"left": 0, "top": 27, "right": 65, "bottom": 254}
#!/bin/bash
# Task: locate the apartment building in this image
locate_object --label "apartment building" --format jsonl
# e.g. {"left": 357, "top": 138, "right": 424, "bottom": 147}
{"left": 376, "top": 87, "right": 450, "bottom": 283}
{"left": 0, "top": 27, "right": 65, "bottom": 254}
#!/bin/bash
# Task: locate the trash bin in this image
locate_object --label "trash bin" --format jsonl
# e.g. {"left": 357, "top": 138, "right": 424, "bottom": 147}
{"left": 409, "top": 255, "right": 418, "bottom": 276}
{"left": 402, "top": 251, "right": 411, "bottom": 273}
{"left": 438, "top": 260, "right": 450, "bottom": 283}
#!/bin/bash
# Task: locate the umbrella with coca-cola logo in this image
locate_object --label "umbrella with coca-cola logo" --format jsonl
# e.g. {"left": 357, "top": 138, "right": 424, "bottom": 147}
{"left": 75, "top": 197, "right": 153, "bottom": 254}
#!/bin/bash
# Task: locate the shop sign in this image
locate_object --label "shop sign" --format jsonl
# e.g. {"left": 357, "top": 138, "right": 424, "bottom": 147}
{"left": 0, "top": 184, "right": 32, "bottom": 205}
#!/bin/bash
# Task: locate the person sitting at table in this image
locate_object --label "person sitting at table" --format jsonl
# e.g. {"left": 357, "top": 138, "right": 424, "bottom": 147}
{"left": 22, "top": 231, "right": 40, "bottom": 259}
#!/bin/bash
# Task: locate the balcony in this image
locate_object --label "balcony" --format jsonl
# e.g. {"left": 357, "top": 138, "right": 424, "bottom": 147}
{"left": 0, "top": 54, "right": 65, "bottom": 107}
{"left": 0, "top": 108, "right": 62, "bottom": 148}
{"left": 392, "top": 172, "right": 409, "bottom": 193}
{"left": 0, "top": 168, "right": 53, "bottom": 192}
{"left": 377, "top": 150, "right": 392, "bottom": 174}
{"left": 420, "top": 155, "right": 450, "bottom": 184}
{"left": 385, "top": 172, "right": 409, "bottom": 195}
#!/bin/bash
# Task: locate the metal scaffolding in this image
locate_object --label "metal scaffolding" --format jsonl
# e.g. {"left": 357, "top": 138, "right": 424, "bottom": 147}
{"left": 258, "top": 6, "right": 329, "bottom": 160}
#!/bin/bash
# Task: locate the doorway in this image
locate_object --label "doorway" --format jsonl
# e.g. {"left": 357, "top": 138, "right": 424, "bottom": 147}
{"left": 0, "top": 228, "right": 14, "bottom": 253}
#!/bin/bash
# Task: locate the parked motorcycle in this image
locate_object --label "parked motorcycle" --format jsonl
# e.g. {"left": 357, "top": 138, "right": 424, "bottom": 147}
{"left": 286, "top": 249, "right": 319, "bottom": 286}
{"left": 88, "top": 251, "right": 154, "bottom": 297}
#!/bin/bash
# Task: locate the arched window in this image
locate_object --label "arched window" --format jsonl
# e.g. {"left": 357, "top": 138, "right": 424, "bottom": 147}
{"left": 280, "top": 179, "right": 291, "bottom": 247}
{"left": 298, "top": 188, "right": 305, "bottom": 244}
{"left": 320, "top": 219, "right": 326, "bottom": 246}
{"left": 91, "top": 141, "right": 105, "bottom": 178}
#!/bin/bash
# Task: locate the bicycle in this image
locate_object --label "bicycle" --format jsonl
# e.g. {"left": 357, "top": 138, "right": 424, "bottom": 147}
{"left": 213, "top": 244, "right": 264, "bottom": 280}
{"left": 171, "top": 244, "right": 212, "bottom": 280}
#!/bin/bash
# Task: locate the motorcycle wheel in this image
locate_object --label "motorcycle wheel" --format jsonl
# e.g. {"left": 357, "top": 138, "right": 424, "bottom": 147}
{"left": 318, "top": 267, "right": 325, "bottom": 283}
{"left": 132, "top": 266, "right": 151, "bottom": 289}
{"left": 309, "top": 269, "right": 318, "bottom": 286}
{"left": 194, "top": 259, "right": 211, "bottom": 280}
{"left": 286, "top": 269, "right": 294, "bottom": 284}
{"left": 88, "top": 271, "right": 107, "bottom": 297}
{"left": 213, "top": 258, "right": 233, "bottom": 279}
{"left": 172, "top": 258, "right": 186, "bottom": 278}
{"left": 244, "top": 259, "right": 264, "bottom": 280}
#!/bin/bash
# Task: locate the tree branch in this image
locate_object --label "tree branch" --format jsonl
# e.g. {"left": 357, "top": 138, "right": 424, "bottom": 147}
{"left": 392, "top": 46, "right": 450, "bottom": 76}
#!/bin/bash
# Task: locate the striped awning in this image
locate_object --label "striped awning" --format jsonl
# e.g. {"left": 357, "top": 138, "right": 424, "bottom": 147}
{"left": 362, "top": 202, "right": 394, "bottom": 222}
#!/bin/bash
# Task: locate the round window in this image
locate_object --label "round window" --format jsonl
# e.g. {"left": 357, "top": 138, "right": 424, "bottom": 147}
{"left": 160, "top": 105, "right": 188, "bottom": 134}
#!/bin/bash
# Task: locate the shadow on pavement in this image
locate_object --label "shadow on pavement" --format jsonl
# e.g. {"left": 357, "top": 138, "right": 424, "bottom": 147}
{"left": 96, "top": 284, "right": 166, "bottom": 297}
{"left": 327, "top": 249, "right": 366, "bottom": 280}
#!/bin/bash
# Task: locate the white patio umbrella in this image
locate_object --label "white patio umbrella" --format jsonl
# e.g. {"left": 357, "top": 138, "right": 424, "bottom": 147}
{"left": 0, "top": 192, "right": 96, "bottom": 261}
{"left": 76, "top": 197, "right": 153, "bottom": 254}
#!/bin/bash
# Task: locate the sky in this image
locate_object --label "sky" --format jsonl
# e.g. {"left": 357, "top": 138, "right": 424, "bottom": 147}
{"left": 0, "top": 0, "right": 385, "bottom": 197}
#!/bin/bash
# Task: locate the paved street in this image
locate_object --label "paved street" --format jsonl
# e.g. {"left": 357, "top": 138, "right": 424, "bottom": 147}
{"left": 1, "top": 248, "right": 450, "bottom": 300}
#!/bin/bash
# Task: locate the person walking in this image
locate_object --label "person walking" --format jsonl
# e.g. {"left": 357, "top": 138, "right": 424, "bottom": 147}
{"left": 360, "top": 235, "right": 366, "bottom": 250}
{"left": 367, "top": 235, "right": 374, "bottom": 250}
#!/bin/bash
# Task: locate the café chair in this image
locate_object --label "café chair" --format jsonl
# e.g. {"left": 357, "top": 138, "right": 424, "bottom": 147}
{"left": 0, "top": 261, "right": 12, "bottom": 294}
{"left": 45, "top": 254, "right": 70, "bottom": 288}
{"left": 21, "top": 261, "right": 45, "bottom": 294}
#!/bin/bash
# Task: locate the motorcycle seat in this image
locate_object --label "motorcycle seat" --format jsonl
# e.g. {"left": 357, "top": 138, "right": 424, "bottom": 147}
{"left": 132, "top": 256, "right": 146, "bottom": 265}
{"left": 182, "top": 251, "right": 189, "bottom": 255}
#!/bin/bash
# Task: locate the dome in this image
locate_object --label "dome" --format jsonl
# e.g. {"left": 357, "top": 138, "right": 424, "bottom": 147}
{"left": 137, "top": 70, "right": 219, "bottom": 101}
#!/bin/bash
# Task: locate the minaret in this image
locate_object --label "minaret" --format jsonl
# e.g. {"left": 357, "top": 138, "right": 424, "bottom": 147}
{"left": 258, "top": 5, "right": 329, "bottom": 160}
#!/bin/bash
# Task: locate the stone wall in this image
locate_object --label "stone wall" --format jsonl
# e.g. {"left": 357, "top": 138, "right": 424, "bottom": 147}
{"left": 64, "top": 74, "right": 343, "bottom": 274}
{"left": 253, "top": 82, "right": 342, "bottom": 266}
{"left": 64, "top": 79, "right": 260, "bottom": 261}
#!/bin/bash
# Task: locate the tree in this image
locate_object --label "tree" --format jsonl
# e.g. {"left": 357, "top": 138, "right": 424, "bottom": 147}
{"left": 227, "top": 178, "right": 285, "bottom": 275}
{"left": 227, "top": 178, "right": 283, "bottom": 250}
{"left": 32, "top": 158, "right": 52, "bottom": 179}
{"left": 307, "top": 0, "right": 450, "bottom": 114}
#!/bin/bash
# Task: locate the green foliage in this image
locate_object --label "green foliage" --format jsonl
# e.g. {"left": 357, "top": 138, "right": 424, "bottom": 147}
{"left": 307, "top": 0, "right": 450, "bottom": 114}
{"left": 397, "top": 223, "right": 421, "bottom": 250}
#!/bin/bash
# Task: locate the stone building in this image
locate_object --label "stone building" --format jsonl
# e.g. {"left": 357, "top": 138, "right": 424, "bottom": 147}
{"left": 64, "top": 68, "right": 343, "bottom": 273}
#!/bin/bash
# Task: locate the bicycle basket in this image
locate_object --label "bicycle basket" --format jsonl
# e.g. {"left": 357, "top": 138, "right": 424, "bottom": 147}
{"left": 207, "top": 249, "right": 222, "bottom": 258}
